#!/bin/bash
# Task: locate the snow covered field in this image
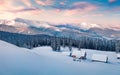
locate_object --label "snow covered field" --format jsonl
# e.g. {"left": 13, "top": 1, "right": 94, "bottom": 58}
{"left": 0, "top": 40, "right": 120, "bottom": 75}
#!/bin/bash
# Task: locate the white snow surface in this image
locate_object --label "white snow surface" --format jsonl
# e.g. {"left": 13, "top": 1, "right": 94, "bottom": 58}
{"left": 0, "top": 40, "right": 120, "bottom": 75}
{"left": 71, "top": 50, "right": 86, "bottom": 58}
{"left": 92, "top": 54, "right": 108, "bottom": 62}
{"left": 117, "top": 54, "right": 120, "bottom": 58}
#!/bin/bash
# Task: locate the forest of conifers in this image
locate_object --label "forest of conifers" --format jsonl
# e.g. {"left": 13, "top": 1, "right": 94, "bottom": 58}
{"left": 0, "top": 31, "right": 116, "bottom": 52}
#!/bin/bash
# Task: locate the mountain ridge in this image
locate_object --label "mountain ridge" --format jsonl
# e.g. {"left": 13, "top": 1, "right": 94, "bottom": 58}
{"left": 0, "top": 18, "right": 120, "bottom": 39}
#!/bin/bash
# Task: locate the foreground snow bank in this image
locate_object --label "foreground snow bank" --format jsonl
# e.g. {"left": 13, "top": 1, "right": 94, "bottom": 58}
{"left": 0, "top": 40, "right": 120, "bottom": 75}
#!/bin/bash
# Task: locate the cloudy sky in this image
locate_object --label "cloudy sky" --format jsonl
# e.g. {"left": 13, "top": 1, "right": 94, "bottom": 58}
{"left": 0, "top": 0, "right": 120, "bottom": 27}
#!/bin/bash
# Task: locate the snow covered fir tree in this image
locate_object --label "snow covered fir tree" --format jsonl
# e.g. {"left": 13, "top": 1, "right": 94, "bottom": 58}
{"left": 0, "top": 31, "right": 118, "bottom": 52}
{"left": 115, "top": 39, "right": 120, "bottom": 53}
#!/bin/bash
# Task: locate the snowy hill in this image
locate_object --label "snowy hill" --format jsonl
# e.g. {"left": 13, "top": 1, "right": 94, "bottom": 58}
{"left": 0, "top": 40, "right": 120, "bottom": 75}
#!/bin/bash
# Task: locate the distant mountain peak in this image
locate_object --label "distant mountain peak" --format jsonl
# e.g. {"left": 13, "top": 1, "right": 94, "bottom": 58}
{"left": 0, "top": 19, "right": 15, "bottom": 26}
{"left": 0, "top": 18, "right": 120, "bottom": 39}
{"left": 79, "top": 22, "right": 102, "bottom": 30}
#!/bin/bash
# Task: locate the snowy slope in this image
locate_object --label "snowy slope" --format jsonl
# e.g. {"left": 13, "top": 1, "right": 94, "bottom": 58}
{"left": 0, "top": 40, "right": 45, "bottom": 75}
{"left": 0, "top": 40, "right": 120, "bottom": 75}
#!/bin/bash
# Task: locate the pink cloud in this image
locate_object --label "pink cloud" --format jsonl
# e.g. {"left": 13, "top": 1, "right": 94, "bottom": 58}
{"left": 0, "top": 0, "right": 119, "bottom": 26}
{"left": 7, "top": 8, "right": 40, "bottom": 13}
{"left": 109, "top": 0, "right": 117, "bottom": 3}
{"left": 36, "top": 0, "right": 55, "bottom": 6}
{"left": 72, "top": 2, "right": 97, "bottom": 9}
{"left": 0, "top": 0, "right": 39, "bottom": 13}
{"left": 0, "top": 0, "right": 26, "bottom": 11}
{"left": 59, "top": 2, "right": 65, "bottom": 5}
{"left": 64, "top": 2, "right": 98, "bottom": 16}
{"left": 110, "top": 25, "right": 120, "bottom": 30}
{"left": 55, "top": 9, "right": 62, "bottom": 13}
{"left": 0, "top": 0, "right": 4, "bottom": 4}
{"left": 92, "top": 14, "right": 104, "bottom": 17}
{"left": 21, "top": 0, "right": 32, "bottom": 7}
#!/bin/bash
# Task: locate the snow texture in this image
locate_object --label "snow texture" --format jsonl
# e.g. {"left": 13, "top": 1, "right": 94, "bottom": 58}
{"left": 72, "top": 50, "right": 86, "bottom": 58}
{"left": 92, "top": 54, "right": 108, "bottom": 62}
{"left": 0, "top": 40, "right": 120, "bottom": 75}
{"left": 117, "top": 54, "right": 120, "bottom": 58}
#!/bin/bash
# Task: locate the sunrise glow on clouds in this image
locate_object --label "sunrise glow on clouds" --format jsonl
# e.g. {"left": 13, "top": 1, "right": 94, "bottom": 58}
{"left": 0, "top": 0, "right": 120, "bottom": 27}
